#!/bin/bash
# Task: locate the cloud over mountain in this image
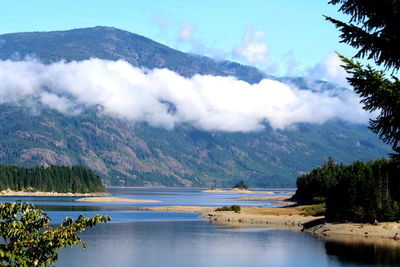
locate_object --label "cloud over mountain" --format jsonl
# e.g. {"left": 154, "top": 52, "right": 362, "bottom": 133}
{"left": 233, "top": 26, "right": 276, "bottom": 71}
{"left": 308, "top": 52, "right": 349, "bottom": 87}
{"left": 0, "top": 58, "right": 369, "bottom": 132}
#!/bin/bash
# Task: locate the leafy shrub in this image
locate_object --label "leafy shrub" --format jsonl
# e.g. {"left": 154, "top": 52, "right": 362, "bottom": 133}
{"left": 0, "top": 202, "right": 110, "bottom": 266}
{"left": 215, "top": 205, "right": 241, "bottom": 213}
{"left": 302, "top": 204, "right": 326, "bottom": 217}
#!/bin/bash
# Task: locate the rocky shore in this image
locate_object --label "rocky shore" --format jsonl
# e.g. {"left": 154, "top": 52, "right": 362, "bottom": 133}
{"left": 142, "top": 205, "right": 400, "bottom": 244}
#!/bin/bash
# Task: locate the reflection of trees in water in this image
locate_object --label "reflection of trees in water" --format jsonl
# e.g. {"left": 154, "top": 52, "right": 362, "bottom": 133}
{"left": 325, "top": 241, "right": 400, "bottom": 266}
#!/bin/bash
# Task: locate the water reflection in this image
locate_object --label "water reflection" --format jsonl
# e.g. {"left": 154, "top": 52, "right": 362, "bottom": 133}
{"left": 58, "top": 222, "right": 326, "bottom": 267}
{"left": 58, "top": 221, "right": 382, "bottom": 267}
{"left": 325, "top": 240, "right": 400, "bottom": 266}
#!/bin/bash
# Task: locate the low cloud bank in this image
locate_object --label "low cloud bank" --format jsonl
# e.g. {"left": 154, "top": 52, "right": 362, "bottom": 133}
{"left": 233, "top": 26, "right": 276, "bottom": 72}
{"left": 308, "top": 53, "right": 349, "bottom": 87}
{"left": 0, "top": 58, "right": 369, "bottom": 131}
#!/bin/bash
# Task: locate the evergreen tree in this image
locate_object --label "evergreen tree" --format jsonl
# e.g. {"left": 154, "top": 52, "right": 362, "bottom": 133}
{"left": 326, "top": 0, "right": 400, "bottom": 159}
{"left": 295, "top": 158, "right": 400, "bottom": 222}
{"left": 0, "top": 164, "right": 106, "bottom": 193}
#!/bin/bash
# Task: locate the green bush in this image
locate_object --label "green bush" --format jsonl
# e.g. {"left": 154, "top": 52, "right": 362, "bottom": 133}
{"left": 302, "top": 204, "right": 326, "bottom": 217}
{"left": 0, "top": 202, "right": 110, "bottom": 266}
{"left": 215, "top": 205, "right": 241, "bottom": 213}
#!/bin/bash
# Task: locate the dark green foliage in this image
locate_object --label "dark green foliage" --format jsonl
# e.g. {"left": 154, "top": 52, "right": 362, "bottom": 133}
{"left": 215, "top": 205, "right": 241, "bottom": 213}
{"left": 326, "top": 0, "right": 400, "bottom": 70}
{"left": 302, "top": 204, "right": 326, "bottom": 217}
{"left": 233, "top": 180, "right": 248, "bottom": 190}
{"left": 0, "top": 164, "right": 106, "bottom": 193}
{"left": 310, "top": 197, "right": 326, "bottom": 204}
{"left": 327, "top": 0, "right": 400, "bottom": 158}
{"left": 326, "top": 159, "right": 400, "bottom": 222}
{"left": 0, "top": 202, "right": 110, "bottom": 266}
{"left": 295, "top": 158, "right": 344, "bottom": 204}
{"left": 295, "top": 158, "right": 400, "bottom": 222}
{"left": 340, "top": 56, "right": 400, "bottom": 159}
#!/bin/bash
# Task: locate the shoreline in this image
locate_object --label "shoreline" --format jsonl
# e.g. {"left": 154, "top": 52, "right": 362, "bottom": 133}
{"left": 202, "top": 188, "right": 277, "bottom": 194}
{"left": 141, "top": 205, "right": 400, "bottom": 245}
{"left": 237, "top": 195, "right": 292, "bottom": 201}
{"left": 202, "top": 188, "right": 254, "bottom": 193}
{"left": 0, "top": 189, "right": 110, "bottom": 197}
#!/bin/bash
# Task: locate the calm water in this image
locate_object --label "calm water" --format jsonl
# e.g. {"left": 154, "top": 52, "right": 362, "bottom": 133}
{"left": 2, "top": 188, "right": 400, "bottom": 266}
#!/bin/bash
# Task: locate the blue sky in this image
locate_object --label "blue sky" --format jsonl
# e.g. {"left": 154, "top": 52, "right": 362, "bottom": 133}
{"left": 0, "top": 0, "right": 355, "bottom": 80}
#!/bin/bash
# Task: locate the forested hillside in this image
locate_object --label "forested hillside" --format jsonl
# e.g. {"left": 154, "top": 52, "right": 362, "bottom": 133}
{"left": 0, "top": 164, "right": 106, "bottom": 193}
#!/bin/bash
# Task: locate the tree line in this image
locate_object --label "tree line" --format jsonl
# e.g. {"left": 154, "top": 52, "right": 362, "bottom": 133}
{"left": 0, "top": 164, "right": 106, "bottom": 193}
{"left": 295, "top": 158, "right": 400, "bottom": 222}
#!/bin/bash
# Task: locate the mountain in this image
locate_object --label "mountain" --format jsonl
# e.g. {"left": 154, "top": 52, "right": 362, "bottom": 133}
{"left": 0, "top": 26, "right": 266, "bottom": 84}
{"left": 0, "top": 26, "right": 391, "bottom": 187}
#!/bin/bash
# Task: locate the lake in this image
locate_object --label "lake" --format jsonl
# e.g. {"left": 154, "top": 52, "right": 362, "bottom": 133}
{"left": 2, "top": 188, "right": 400, "bottom": 266}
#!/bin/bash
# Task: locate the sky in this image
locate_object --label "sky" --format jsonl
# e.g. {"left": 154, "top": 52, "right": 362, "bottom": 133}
{"left": 0, "top": 0, "right": 356, "bottom": 80}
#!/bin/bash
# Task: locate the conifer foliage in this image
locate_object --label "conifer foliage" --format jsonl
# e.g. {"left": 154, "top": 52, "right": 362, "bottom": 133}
{"left": 0, "top": 165, "right": 106, "bottom": 193}
{"left": 295, "top": 158, "right": 400, "bottom": 222}
{"left": 326, "top": 0, "right": 400, "bottom": 158}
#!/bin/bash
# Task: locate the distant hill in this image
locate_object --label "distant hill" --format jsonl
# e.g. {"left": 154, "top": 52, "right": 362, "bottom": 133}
{"left": 0, "top": 27, "right": 391, "bottom": 187}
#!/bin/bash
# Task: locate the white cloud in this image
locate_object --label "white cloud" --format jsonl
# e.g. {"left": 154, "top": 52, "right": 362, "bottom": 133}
{"left": 178, "top": 22, "right": 194, "bottom": 41}
{"left": 308, "top": 52, "right": 348, "bottom": 87}
{"left": 151, "top": 14, "right": 172, "bottom": 31}
{"left": 175, "top": 22, "right": 227, "bottom": 59}
{"left": 283, "top": 50, "right": 300, "bottom": 76}
{"left": 233, "top": 26, "right": 276, "bottom": 71}
{"left": 0, "top": 58, "right": 370, "bottom": 132}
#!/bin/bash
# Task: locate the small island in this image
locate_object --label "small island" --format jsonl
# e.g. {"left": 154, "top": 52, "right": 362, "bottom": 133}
{"left": 203, "top": 180, "right": 254, "bottom": 193}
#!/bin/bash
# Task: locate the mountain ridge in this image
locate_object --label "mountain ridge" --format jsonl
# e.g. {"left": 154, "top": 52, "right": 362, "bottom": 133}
{"left": 0, "top": 26, "right": 267, "bottom": 83}
{"left": 0, "top": 26, "right": 391, "bottom": 187}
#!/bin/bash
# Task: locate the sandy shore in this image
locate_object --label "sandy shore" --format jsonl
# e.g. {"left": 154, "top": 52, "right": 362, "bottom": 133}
{"left": 202, "top": 188, "right": 276, "bottom": 194}
{"left": 142, "top": 205, "right": 320, "bottom": 230}
{"left": 0, "top": 189, "right": 110, "bottom": 197}
{"left": 304, "top": 221, "right": 400, "bottom": 239}
{"left": 141, "top": 205, "right": 400, "bottom": 243}
{"left": 202, "top": 188, "right": 254, "bottom": 193}
{"left": 237, "top": 195, "right": 292, "bottom": 201}
{"left": 139, "top": 206, "right": 216, "bottom": 213}
{"left": 75, "top": 196, "right": 162, "bottom": 203}
{"left": 237, "top": 195, "right": 296, "bottom": 206}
